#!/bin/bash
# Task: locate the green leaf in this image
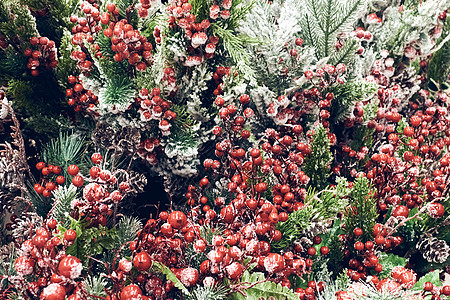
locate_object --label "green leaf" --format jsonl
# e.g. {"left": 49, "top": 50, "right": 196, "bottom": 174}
{"left": 229, "top": 271, "right": 299, "bottom": 300}
{"left": 377, "top": 253, "right": 407, "bottom": 279}
{"left": 151, "top": 261, "right": 191, "bottom": 295}
{"left": 413, "top": 270, "right": 442, "bottom": 291}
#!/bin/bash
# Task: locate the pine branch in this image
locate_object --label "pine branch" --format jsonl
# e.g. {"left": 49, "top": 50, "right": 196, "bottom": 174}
{"left": 303, "top": 124, "right": 333, "bottom": 190}
{"left": 98, "top": 76, "right": 136, "bottom": 109}
{"left": 41, "top": 131, "right": 87, "bottom": 175}
{"left": 51, "top": 184, "right": 78, "bottom": 226}
{"left": 84, "top": 275, "right": 109, "bottom": 299}
{"left": 343, "top": 176, "right": 377, "bottom": 241}
{"left": 300, "top": 0, "right": 365, "bottom": 60}
{"left": 114, "top": 216, "right": 142, "bottom": 247}
{"left": 211, "top": 24, "right": 257, "bottom": 79}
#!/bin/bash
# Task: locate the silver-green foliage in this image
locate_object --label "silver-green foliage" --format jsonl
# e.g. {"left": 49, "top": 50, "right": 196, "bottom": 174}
{"left": 300, "top": 0, "right": 366, "bottom": 59}
{"left": 51, "top": 184, "right": 78, "bottom": 226}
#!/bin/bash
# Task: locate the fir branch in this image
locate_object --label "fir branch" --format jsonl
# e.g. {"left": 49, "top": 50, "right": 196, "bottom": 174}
{"left": 303, "top": 124, "right": 333, "bottom": 190}
{"left": 343, "top": 176, "right": 377, "bottom": 241}
{"left": 329, "top": 37, "right": 359, "bottom": 66}
{"left": 211, "top": 23, "right": 256, "bottom": 79}
{"left": 187, "top": 284, "right": 230, "bottom": 300}
{"left": 41, "top": 131, "right": 86, "bottom": 175}
{"left": 428, "top": 20, "right": 450, "bottom": 85}
{"left": 98, "top": 76, "right": 136, "bottom": 109}
{"left": 329, "top": 80, "right": 377, "bottom": 123}
{"left": 189, "top": 0, "right": 211, "bottom": 21}
{"left": 50, "top": 184, "right": 78, "bottom": 226}
{"left": 84, "top": 275, "right": 109, "bottom": 299}
{"left": 114, "top": 216, "right": 142, "bottom": 247}
{"left": 300, "top": 0, "right": 366, "bottom": 60}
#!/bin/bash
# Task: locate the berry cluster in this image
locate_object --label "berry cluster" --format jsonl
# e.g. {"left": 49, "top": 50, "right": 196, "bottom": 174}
{"left": 268, "top": 64, "right": 347, "bottom": 128}
{"left": 67, "top": 154, "right": 132, "bottom": 227}
{"left": 66, "top": 75, "right": 98, "bottom": 112}
{"left": 24, "top": 37, "right": 57, "bottom": 76}
{"left": 164, "top": 0, "right": 219, "bottom": 66}
{"left": 137, "top": 137, "right": 161, "bottom": 165}
{"left": 137, "top": 87, "right": 176, "bottom": 136}
{"left": 212, "top": 66, "right": 231, "bottom": 96}
{"left": 69, "top": 1, "right": 103, "bottom": 75}
{"left": 13, "top": 220, "right": 87, "bottom": 300}
{"left": 33, "top": 162, "right": 64, "bottom": 198}
{"left": 103, "top": 6, "right": 153, "bottom": 71}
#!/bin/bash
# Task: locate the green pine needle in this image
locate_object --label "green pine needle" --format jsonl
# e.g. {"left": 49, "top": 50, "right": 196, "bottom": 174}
{"left": 99, "top": 76, "right": 136, "bottom": 108}
{"left": 115, "top": 216, "right": 143, "bottom": 247}
{"left": 41, "top": 131, "right": 86, "bottom": 173}
{"left": 300, "top": 0, "right": 365, "bottom": 60}
{"left": 303, "top": 124, "right": 333, "bottom": 190}
{"left": 51, "top": 184, "right": 78, "bottom": 226}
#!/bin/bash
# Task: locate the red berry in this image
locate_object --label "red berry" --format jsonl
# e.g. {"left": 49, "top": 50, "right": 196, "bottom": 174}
{"left": 225, "top": 262, "right": 243, "bottom": 279}
{"left": 64, "top": 229, "right": 77, "bottom": 242}
{"left": 424, "top": 282, "right": 434, "bottom": 291}
{"left": 120, "top": 284, "right": 142, "bottom": 300}
{"left": 320, "top": 246, "right": 329, "bottom": 255}
{"left": 36, "top": 162, "right": 46, "bottom": 170}
{"left": 178, "top": 267, "right": 199, "bottom": 287}
{"left": 40, "top": 283, "right": 66, "bottom": 300}
{"left": 56, "top": 176, "right": 65, "bottom": 185}
{"left": 58, "top": 256, "right": 82, "bottom": 279}
{"left": 353, "top": 227, "right": 363, "bottom": 236}
{"left": 15, "top": 256, "right": 35, "bottom": 275}
{"left": 307, "top": 247, "right": 317, "bottom": 256}
{"left": 91, "top": 153, "right": 103, "bottom": 164}
{"left": 354, "top": 241, "right": 364, "bottom": 251}
{"left": 264, "top": 253, "right": 285, "bottom": 273}
{"left": 167, "top": 211, "right": 187, "bottom": 229}
{"left": 133, "top": 251, "right": 152, "bottom": 271}
{"left": 72, "top": 175, "right": 84, "bottom": 187}
{"left": 392, "top": 205, "right": 409, "bottom": 218}
{"left": 67, "top": 164, "right": 79, "bottom": 176}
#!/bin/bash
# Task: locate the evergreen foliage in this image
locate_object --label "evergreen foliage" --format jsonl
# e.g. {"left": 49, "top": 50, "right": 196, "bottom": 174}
{"left": 273, "top": 178, "right": 350, "bottom": 250}
{"left": 41, "top": 131, "right": 86, "bottom": 174}
{"left": 329, "top": 80, "right": 378, "bottom": 123}
{"left": 299, "top": 0, "right": 365, "bottom": 60}
{"left": 303, "top": 124, "right": 333, "bottom": 190}
{"left": 343, "top": 176, "right": 377, "bottom": 240}
{"left": 51, "top": 184, "right": 78, "bottom": 226}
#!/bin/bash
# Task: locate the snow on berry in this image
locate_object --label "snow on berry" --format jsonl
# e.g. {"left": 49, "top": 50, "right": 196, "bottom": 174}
{"left": 209, "top": 5, "right": 220, "bottom": 19}
{"left": 40, "top": 283, "right": 66, "bottom": 300}
{"left": 83, "top": 183, "right": 105, "bottom": 202}
{"left": 58, "top": 255, "right": 82, "bottom": 279}
{"left": 264, "top": 253, "right": 285, "bottom": 273}
{"left": 119, "top": 258, "right": 132, "bottom": 273}
{"left": 179, "top": 267, "right": 199, "bottom": 287}
{"left": 205, "top": 43, "right": 216, "bottom": 54}
{"left": 191, "top": 32, "right": 208, "bottom": 48}
{"left": 14, "top": 256, "right": 35, "bottom": 276}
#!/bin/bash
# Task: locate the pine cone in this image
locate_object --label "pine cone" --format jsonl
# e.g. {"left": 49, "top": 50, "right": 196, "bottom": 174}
{"left": 92, "top": 122, "right": 115, "bottom": 149}
{"left": 12, "top": 212, "right": 43, "bottom": 244}
{"left": 417, "top": 235, "right": 450, "bottom": 264}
